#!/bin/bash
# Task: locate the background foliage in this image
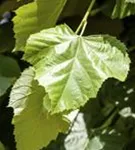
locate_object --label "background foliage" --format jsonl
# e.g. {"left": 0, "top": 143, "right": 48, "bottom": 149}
{"left": 0, "top": 0, "right": 135, "bottom": 150}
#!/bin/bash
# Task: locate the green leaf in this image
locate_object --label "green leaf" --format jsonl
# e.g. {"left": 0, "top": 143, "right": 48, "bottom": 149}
{"left": 13, "top": 0, "right": 67, "bottom": 51}
{"left": 0, "top": 55, "right": 20, "bottom": 77}
{"left": 103, "top": 0, "right": 135, "bottom": 19}
{"left": 0, "top": 55, "right": 20, "bottom": 97}
{"left": 8, "top": 67, "right": 69, "bottom": 150}
{"left": 0, "top": 76, "right": 14, "bottom": 97}
{"left": 23, "top": 24, "right": 130, "bottom": 114}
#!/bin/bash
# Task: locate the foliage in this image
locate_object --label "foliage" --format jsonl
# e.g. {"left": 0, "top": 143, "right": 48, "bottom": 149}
{"left": 13, "top": 0, "right": 67, "bottom": 51}
{"left": 102, "top": 0, "right": 135, "bottom": 19}
{"left": 23, "top": 24, "right": 129, "bottom": 114}
{"left": 9, "top": 67, "right": 69, "bottom": 150}
{"left": 0, "top": 0, "right": 135, "bottom": 150}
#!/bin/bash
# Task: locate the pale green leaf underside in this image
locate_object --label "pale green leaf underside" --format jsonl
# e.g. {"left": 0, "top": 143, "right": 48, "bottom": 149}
{"left": 8, "top": 67, "right": 69, "bottom": 150}
{"left": 104, "top": 0, "right": 135, "bottom": 19}
{"left": 23, "top": 24, "right": 130, "bottom": 114}
{"left": 13, "top": 0, "right": 67, "bottom": 51}
{"left": 64, "top": 113, "right": 126, "bottom": 150}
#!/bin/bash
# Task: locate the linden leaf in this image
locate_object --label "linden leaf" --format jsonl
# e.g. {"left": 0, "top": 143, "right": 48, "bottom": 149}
{"left": 9, "top": 67, "right": 69, "bottom": 150}
{"left": 23, "top": 24, "right": 130, "bottom": 114}
{"left": 13, "top": 0, "right": 67, "bottom": 51}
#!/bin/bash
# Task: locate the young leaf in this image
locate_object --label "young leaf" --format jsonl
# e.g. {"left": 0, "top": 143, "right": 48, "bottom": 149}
{"left": 23, "top": 24, "right": 130, "bottom": 114}
{"left": 103, "top": 0, "right": 135, "bottom": 19}
{"left": 13, "top": 0, "right": 67, "bottom": 51}
{"left": 8, "top": 67, "right": 69, "bottom": 150}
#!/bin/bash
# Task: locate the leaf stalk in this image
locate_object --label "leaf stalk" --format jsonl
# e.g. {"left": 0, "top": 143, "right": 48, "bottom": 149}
{"left": 75, "top": 0, "right": 96, "bottom": 35}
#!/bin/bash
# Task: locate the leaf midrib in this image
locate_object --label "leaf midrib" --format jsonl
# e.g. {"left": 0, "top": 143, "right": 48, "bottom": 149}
{"left": 52, "top": 37, "right": 82, "bottom": 112}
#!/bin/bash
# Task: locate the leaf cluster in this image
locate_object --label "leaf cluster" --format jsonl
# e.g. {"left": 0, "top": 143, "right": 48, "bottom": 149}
{"left": 0, "top": 0, "right": 135, "bottom": 150}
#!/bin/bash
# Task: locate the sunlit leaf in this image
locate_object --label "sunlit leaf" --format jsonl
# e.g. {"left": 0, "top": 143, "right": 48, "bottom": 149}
{"left": 8, "top": 67, "right": 69, "bottom": 150}
{"left": 13, "top": 0, "right": 67, "bottom": 51}
{"left": 23, "top": 24, "right": 130, "bottom": 114}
